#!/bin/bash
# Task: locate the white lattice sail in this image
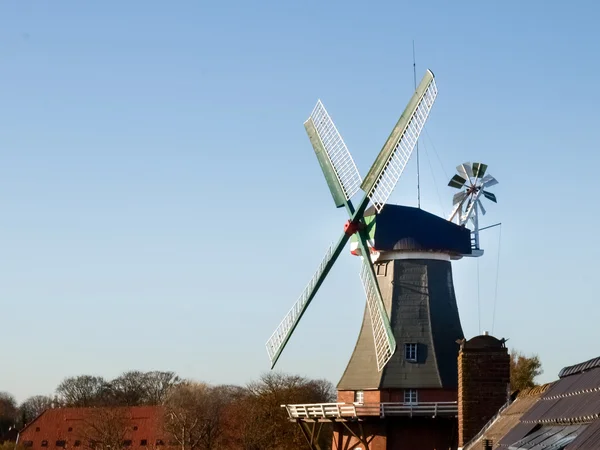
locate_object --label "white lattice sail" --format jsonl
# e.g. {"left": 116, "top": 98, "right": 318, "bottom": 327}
{"left": 309, "top": 100, "right": 362, "bottom": 200}
{"left": 360, "top": 260, "right": 395, "bottom": 371}
{"left": 266, "top": 244, "right": 334, "bottom": 365}
{"left": 366, "top": 78, "right": 437, "bottom": 211}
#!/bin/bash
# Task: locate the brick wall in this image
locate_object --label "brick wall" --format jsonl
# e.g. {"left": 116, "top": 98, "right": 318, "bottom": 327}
{"left": 332, "top": 422, "right": 386, "bottom": 450}
{"left": 387, "top": 417, "right": 457, "bottom": 450}
{"left": 338, "top": 389, "right": 457, "bottom": 403}
{"left": 457, "top": 335, "right": 510, "bottom": 447}
{"left": 333, "top": 418, "right": 457, "bottom": 450}
{"left": 337, "top": 390, "right": 381, "bottom": 403}
{"left": 334, "top": 389, "right": 459, "bottom": 449}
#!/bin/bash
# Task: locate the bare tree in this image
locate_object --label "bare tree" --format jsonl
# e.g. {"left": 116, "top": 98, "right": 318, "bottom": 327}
{"left": 162, "top": 383, "right": 232, "bottom": 450}
{"left": 56, "top": 376, "right": 111, "bottom": 407}
{"left": 108, "top": 371, "right": 182, "bottom": 406}
{"left": 78, "top": 408, "right": 131, "bottom": 450}
{"left": 0, "top": 393, "right": 17, "bottom": 441}
{"left": 110, "top": 371, "right": 150, "bottom": 406}
{"left": 19, "top": 395, "right": 53, "bottom": 425}
{"left": 228, "top": 373, "right": 335, "bottom": 450}
{"left": 144, "top": 372, "right": 181, "bottom": 405}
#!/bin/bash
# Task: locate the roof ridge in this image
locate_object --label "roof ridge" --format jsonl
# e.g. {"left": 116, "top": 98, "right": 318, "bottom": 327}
{"left": 558, "top": 355, "right": 600, "bottom": 378}
{"left": 516, "top": 382, "right": 554, "bottom": 398}
{"left": 19, "top": 409, "right": 49, "bottom": 435}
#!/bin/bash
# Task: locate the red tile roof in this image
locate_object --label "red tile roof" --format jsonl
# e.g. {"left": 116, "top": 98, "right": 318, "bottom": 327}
{"left": 18, "top": 406, "right": 169, "bottom": 450}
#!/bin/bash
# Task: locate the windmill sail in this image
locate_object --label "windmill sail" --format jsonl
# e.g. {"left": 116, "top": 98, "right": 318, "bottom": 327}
{"left": 447, "top": 162, "right": 499, "bottom": 228}
{"left": 457, "top": 163, "right": 473, "bottom": 179}
{"left": 360, "top": 259, "right": 396, "bottom": 371}
{"left": 267, "top": 70, "right": 440, "bottom": 372}
{"left": 361, "top": 70, "right": 438, "bottom": 211}
{"left": 481, "top": 174, "right": 498, "bottom": 188}
{"left": 305, "top": 100, "right": 362, "bottom": 208}
{"left": 266, "top": 234, "right": 350, "bottom": 368}
{"left": 483, "top": 190, "right": 497, "bottom": 203}
{"left": 472, "top": 162, "right": 488, "bottom": 178}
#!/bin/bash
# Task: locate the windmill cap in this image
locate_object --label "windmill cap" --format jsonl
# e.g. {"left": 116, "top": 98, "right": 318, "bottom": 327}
{"left": 358, "top": 204, "right": 472, "bottom": 256}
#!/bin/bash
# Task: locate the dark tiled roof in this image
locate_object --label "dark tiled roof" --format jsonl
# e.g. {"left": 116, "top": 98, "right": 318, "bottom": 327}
{"left": 559, "top": 357, "right": 600, "bottom": 379}
{"left": 475, "top": 357, "right": 600, "bottom": 450}
{"left": 465, "top": 383, "right": 553, "bottom": 450}
{"left": 506, "top": 424, "right": 587, "bottom": 450}
{"left": 497, "top": 422, "right": 538, "bottom": 448}
{"left": 521, "top": 366, "right": 600, "bottom": 424}
{"left": 567, "top": 420, "right": 600, "bottom": 450}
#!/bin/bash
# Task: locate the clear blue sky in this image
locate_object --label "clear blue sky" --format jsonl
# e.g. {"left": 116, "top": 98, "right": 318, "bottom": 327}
{"left": 1, "top": 0, "right": 599, "bottom": 402}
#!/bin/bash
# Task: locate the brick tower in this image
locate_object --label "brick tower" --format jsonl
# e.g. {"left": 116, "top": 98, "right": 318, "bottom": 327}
{"left": 457, "top": 334, "right": 510, "bottom": 447}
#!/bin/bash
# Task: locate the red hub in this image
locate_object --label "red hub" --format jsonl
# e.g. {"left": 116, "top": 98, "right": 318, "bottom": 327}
{"left": 344, "top": 220, "right": 362, "bottom": 236}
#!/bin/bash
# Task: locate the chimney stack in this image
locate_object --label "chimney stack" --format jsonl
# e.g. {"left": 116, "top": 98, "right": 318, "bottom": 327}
{"left": 457, "top": 334, "right": 510, "bottom": 448}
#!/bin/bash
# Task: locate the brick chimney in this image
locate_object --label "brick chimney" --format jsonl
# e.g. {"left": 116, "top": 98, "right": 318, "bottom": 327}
{"left": 457, "top": 332, "right": 510, "bottom": 448}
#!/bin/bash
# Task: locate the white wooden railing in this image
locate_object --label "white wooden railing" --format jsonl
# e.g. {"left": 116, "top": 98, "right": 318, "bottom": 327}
{"left": 283, "top": 401, "right": 458, "bottom": 420}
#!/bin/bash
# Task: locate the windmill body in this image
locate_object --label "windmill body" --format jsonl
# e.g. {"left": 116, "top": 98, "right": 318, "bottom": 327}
{"left": 339, "top": 204, "right": 469, "bottom": 392}
{"left": 333, "top": 205, "right": 469, "bottom": 450}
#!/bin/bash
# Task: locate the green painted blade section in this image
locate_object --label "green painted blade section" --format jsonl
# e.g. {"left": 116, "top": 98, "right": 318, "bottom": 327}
{"left": 482, "top": 190, "right": 497, "bottom": 203}
{"left": 305, "top": 118, "right": 346, "bottom": 208}
{"left": 448, "top": 174, "right": 467, "bottom": 189}
{"left": 360, "top": 69, "right": 435, "bottom": 195}
{"left": 350, "top": 214, "right": 376, "bottom": 246}
{"left": 269, "top": 230, "right": 351, "bottom": 369}
{"left": 472, "top": 162, "right": 488, "bottom": 179}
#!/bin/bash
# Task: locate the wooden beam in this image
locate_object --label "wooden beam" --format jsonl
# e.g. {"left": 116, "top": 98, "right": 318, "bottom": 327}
{"left": 340, "top": 421, "right": 370, "bottom": 450}
{"left": 296, "top": 420, "right": 323, "bottom": 450}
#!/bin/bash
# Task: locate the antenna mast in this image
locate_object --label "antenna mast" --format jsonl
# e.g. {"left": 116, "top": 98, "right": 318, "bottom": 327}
{"left": 413, "top": 40, "right": 420, "bottom": 209}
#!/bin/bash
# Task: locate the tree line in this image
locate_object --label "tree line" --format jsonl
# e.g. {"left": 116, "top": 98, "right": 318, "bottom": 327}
{"left": 0, "top": 371, "right": 335, "bottom": 450}
{"left": 0, "top": 352, "right": 542, "bottom": 450}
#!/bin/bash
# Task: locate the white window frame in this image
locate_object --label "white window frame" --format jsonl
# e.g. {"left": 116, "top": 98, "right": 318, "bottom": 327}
{"left": 404, "top": 343, "right": 418, "bottom": 361}
{"left": 354, "top": 390, "right": 364, "bottom": 404}
{"left": 404, "top": 389, "right": 418, "bottom": 405}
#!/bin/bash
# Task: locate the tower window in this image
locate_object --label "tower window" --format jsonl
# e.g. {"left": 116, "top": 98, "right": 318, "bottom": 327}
{"left": 404, "top": 389, "right": 418, "bottom": 405}
{"left": 404, "top": 343, "right": 418, "bottom": 361}
{"left": 376, "top": 263, "right": 388, "bottom": 277}
{"left": 354, "top": 390, "right": 364, "bottom": 403}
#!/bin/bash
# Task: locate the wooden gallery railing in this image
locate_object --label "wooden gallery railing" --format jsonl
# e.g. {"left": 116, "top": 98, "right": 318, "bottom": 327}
{"left": 282, "top": 402, "right": 458, "bottom": 420}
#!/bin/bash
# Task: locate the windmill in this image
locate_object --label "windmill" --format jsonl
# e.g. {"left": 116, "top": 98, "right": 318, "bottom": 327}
{"left": 447, "top": 163, "right": 499, "bottom": 255}
{"left": 265, "top": 70, "right": 438, "bottom": 372}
